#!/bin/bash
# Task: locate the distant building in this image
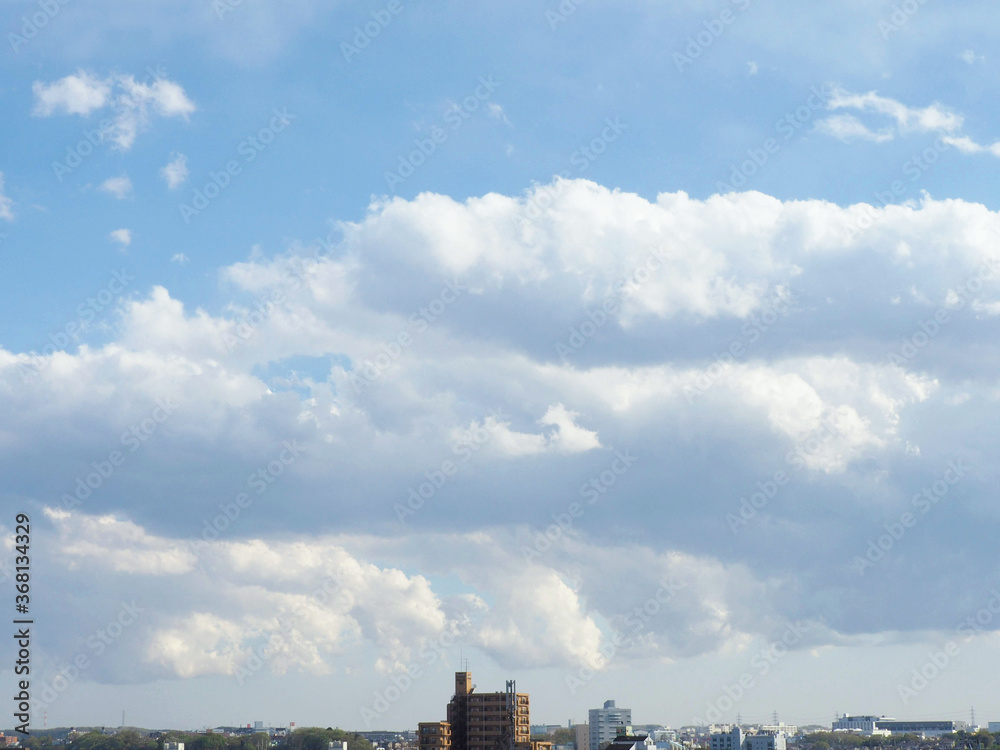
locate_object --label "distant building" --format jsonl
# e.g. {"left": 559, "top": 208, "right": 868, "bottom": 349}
{"left": 589, "top": 701, "right": 633, "bottom": 750}
{"left": 164, "top": 743, "right": 185, "bottom": 750}
{"left": 574, "top": 725, "right": 590, "bottom": 750}
{"left": 832, "top": 717, "right": 882, "bottom": 734}
{"left": 606, "top": 736, "right": 655, "bottom": 750}
{"left": 532, "top": 727, "right": 564, "bottom": 737}
{"left": 989, "top": 723, "right": 1000, "bottom": 733}
{"left": 759, "top": 726, "right": 796, "bottom": 738}
{"left": 743, "top": 734, "right": 785, "bottom": 750}
{"left": 832, "top": 717, "right": 965, "bottom": 737}
{"left": 875, "top": 721, "right": 965, "bottom": 737}
{"left": 709, "top": 727, "right": 743, "bottom": 750}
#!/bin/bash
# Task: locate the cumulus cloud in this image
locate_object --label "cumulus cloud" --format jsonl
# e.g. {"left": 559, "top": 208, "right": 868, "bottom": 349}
{"left": 32, "top": 70, "right": 195, "bottom": 150}
{"left": 99, "top": 175, "right": 132, "bottom": 199}
{"left": 4, "top": 181, "right": 1000, "bottom": 688}
{"left": 160, "top": 152, "right": 189, "bottom": 189}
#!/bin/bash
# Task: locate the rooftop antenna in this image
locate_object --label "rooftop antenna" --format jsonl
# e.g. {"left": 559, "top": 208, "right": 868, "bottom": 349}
{"left": 737, "top": 714, "right": 742, "bottom": 728}
{"left": 772, "top": 711, "right": 778, "bottom": 726}
{"left": 971, "top": 707, "right": 976, "bottom": 727}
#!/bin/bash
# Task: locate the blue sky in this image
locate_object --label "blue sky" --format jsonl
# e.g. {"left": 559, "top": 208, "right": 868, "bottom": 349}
{"left": 3, "top": 0, "right": 1000, "bottom": 733}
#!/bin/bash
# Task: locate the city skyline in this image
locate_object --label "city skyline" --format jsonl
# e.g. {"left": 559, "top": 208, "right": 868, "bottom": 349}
{"left": 4, "top": 0, "right": 1000, "bottom": 734}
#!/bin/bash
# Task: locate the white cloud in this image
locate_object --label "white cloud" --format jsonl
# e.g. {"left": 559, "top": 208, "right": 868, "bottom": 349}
{"left": 487, "top": 102, "right": 511, "bottom": 126}
{"left": 0, "top": 173, "right": 13, "bottom": 222}
{"left": 45, "top": 508, "right": 196, "bottom": 575}
{"left": 171, "top": 253, "right": 190, "bottom": 265}
{"left": 940, "top": 135, "right": 1000, "bottom": 157}
{"left": 827, "top": 88, "right": 963, "bottom": 134}
{"left": 3, "top": 181, "right": 1000, "bottom": 687}
{"left": 32, "top": 70, "right": 111, "bottom": 116}
{"left": 32, "top": 71, "right": 195, "bottom": 150}
{"left": 160, "top": 152, "right": 189, "bottom": 189}
{"left": 747, "top": 61, "right": 758, "bottom": 76}
{"left": 110, "top": 228, "right": 132, "bottom": 247}
{"left": 819, "top": 87, "right": 1000, "bottom": 158}
{"left": 814, "top": 113, "right": 894, "bottom": 143}
{"left": 960, "top": 49, "right": 984, "bottom": 64}
{"left": 99, "top": 175, "right": 133, "bottom": 199}
{"left": 451, "top": 405, "right": 600, "bottom": 457}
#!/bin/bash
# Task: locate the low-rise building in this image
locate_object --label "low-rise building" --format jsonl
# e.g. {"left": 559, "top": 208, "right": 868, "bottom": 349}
{"left": 743, "top": 734, "right": 785, "bottom": 750}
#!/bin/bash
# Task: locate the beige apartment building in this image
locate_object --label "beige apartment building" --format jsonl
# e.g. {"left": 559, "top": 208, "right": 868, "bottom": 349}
{"left": 419, "top": 672, "right": 550, "bottom": 750}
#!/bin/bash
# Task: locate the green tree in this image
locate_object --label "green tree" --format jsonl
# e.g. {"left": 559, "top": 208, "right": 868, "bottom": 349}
{"left": 191, "top": 735, "right": 228, "bottom": 750}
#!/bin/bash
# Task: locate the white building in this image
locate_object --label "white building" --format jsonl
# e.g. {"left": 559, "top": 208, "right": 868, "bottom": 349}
{"left": 760, "top": 725, "right": 796, "bottom": 738}
{"left": 575, "top": 724, "right": 591, "bottom": 750}
{"left": 589, "top": 701, "right": 633, "bottom": 750}
{"left": 832, "top": 717, "right": 884, "bottom": 734}
{"left": 744, "top": 734, "right": 786, "bottom": 750}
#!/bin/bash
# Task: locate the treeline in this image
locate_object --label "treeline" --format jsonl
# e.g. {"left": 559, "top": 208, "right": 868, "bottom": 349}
{"left": 20, "top": 727, "right": 375, "bottom": 750}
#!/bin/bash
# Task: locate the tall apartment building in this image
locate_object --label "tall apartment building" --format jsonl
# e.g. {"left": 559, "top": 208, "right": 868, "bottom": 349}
{"left": 589, "top": 701, "right": 633, "bottom": 750}
{"left": 419, "top": 672, "right": 533, "bottom": 750}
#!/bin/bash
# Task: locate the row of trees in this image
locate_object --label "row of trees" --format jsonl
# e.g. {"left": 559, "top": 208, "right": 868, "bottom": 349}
{"left": 20, "top": 728, "right": 375, "bottom": 750}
